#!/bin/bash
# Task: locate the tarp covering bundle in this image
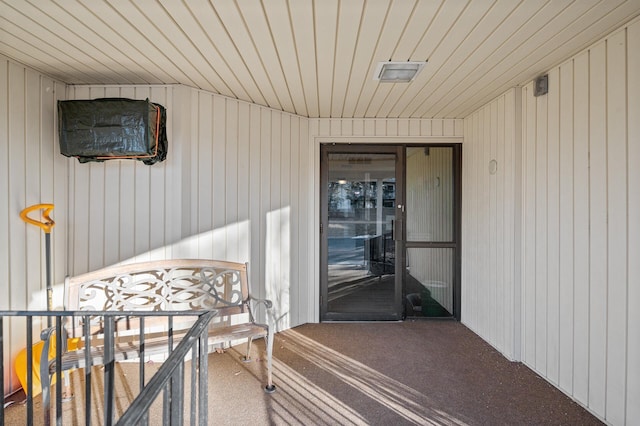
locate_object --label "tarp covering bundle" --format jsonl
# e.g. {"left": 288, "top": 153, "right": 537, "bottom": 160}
{"left": 58, "top": 98, "right": 168, "bottom": 164}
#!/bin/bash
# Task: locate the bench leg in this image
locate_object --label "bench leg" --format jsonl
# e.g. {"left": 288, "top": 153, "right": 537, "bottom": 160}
{"left": 264, "top": 327, "right": 276, "bottom": 393}
{"left": 242, "top": 337, "right": 253, "bottom": 362}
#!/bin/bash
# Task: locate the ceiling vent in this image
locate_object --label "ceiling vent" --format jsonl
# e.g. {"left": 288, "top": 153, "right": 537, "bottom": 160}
{"left": 373, "top": 61, "right": 427, "bottom": 82}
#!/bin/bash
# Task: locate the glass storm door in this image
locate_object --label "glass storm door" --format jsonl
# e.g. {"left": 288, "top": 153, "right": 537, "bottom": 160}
{"left": 320, "top": 144, "right": 461, "bottom": 321}
{"left": 320, "top": 145, "right": 404, "bottom": 321}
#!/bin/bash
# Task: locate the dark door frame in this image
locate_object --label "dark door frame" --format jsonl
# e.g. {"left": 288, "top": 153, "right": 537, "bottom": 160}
{"left": 320, "top": 144, "right": 404, "bottom": 321}
{"left": 319, "top": 143, "right": 462, "bottom": 321}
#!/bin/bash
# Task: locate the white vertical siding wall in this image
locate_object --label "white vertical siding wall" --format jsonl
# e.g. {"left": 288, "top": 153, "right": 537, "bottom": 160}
{"left": 0, "top": 55, "right": 67, "bottom": 395}
{"left": 462, "top": 89, "right": 520, "bottom": 361}
{"left": 464, "top": 19, "right": 640, "bottom": 425}
{"left": 519, "top": 20, "right": 640, "bottom": 425}
{"left": 65, "top": 85, "right": 177, "bottom": 272}
{"left": 179, "top": 88, "right": 311, "bottom": 331}
{"left": 64, "top": 85, "right": 312, "bottom": 332}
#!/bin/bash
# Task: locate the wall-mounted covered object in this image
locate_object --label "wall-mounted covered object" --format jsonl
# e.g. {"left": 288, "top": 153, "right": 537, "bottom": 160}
{"left": 58, "top": 98, "right": 168, "bottom": 164}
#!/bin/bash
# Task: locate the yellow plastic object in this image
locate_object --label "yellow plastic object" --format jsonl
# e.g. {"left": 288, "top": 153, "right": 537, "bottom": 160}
{"left": 14, "top": 337, "right": 80, "bottom": 396}
{"left": 19, "top": 204, "right": 55, "bottom": 233}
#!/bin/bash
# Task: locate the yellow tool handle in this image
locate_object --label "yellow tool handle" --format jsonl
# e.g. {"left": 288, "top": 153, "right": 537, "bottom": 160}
{"left": 20, "top": 203, "right": 55, "bottom": 233}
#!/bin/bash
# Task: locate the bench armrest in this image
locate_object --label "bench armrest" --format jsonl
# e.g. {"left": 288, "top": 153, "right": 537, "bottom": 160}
{"left": 249, "top": 296, "right": 273, "bottom": 310}
{"left": 40, "top": 325, "right": 69, "bottom": 360}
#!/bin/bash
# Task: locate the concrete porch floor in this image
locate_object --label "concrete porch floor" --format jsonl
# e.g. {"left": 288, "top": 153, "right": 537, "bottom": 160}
{"left": 4, "top": 320, "right": 602, "bottom": 425}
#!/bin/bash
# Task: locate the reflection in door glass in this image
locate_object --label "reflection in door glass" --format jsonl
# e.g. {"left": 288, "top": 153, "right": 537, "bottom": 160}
{"left": 404, "top": 146, "right": 455, "bottom": 318}
{"left": 405, "top": 248, "right": 454, "bottom": 317}
{"left": 406, "top": 147, "right": 453, "bottom": 242}
{"left": 327, "top": 153, "right": 396, "bottom": 314}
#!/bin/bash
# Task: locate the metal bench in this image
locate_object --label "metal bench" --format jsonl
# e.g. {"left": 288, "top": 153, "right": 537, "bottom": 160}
{"left": 39, "top": 259, "right": 276, "bottom": 420}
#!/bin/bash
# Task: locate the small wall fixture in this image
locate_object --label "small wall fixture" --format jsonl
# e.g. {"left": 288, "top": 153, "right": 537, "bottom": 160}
{"left": 373, "top": 61, "right": 427, "bottom": 82}
{"left": 489, "top": 159, "right": 498, "bottom": 175}
{"left": 534, "top": 74, "right": 548, "bottom": 96}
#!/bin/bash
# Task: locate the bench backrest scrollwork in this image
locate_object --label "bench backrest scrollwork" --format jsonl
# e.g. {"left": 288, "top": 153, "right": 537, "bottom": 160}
{"left": 65, "top": 259, "right": 252, "bottom": 320}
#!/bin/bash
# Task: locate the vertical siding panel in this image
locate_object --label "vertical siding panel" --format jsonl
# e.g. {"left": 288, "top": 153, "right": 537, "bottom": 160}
{"left": 386, "top": 119, "right": 398, "bottom": 136}
{"left": 148, "top": 86, "right": 168, "bottom": 261}
{"left": 523, "top": 83, "right": 537, "bottom": 366}
{"left": 588, "top": 42, "right": 607, "bottom": 417}
{"left": 558, "top": 60, "right": 575, "bottom": 394}
{"left": 409, "top": 119, "right": 420, "bottom": 136}
{"left": 605, "top": 29, "right": 627, "bottom": 426}
{"left": 374, "top": 120, "right": 386, "bottom": 136}
{"left": 7, "top": 62, "right": 27, "bottom": 316}
{"left": 535, "top": 89, "right": 548, "bottom": 375}
{"left": 185, "top": 89, "right": 200, "bottom": 258}
{"left": 398, "top": 119, "right": 409, "bottom": 136}
{"left": 24, "top": 69, "right": 42, "bottom": 308}
{"left": 197, "top": 93, "right": 213, "bottom": 259}
{"left": 352, "top": 119, "right": 364, "bottom": 136}
{"left": 454, "top": 119, "right": 464, "bottom": 137}
{"left": 52, "top": 81, "right": 66, "bottom": 289}
{"left": 237, "top": 102, "right": 250, "bottom": 262}
{"left": 443, "top": 119, "right": 454, "bottom": 136}
{"left": 573, "top": 51, "right": 590, "bottom": 406}
{"left": 522, "top": 84, "right": 537, "bottom": 369}
{"left": 318, "top": 119, "right": 331, "bottom": 136}
{"left": 480, "top": 108, "right": 490, "bottom": 335}
{"left": 475, "top": 109, "right": 485, "bottom": 333}
{"left": 102, "top": 87, "right": 121, "bottom": 265}
{"left": 64, "top": 87, "right": 76, "bottom": 272}
{"left": 502, "top": 90, "right": 515, "bottom": 359}
{"left": 88, "top": 162, "right": 105, "bottom": 268}
{"left": 461, "top": 115, "right": 471, "bottom": 324}
{"left": 627, "top": 19, "right": 640, "bottom": 426}
{"left": 432, "top": 119, "right": 443, "bottom": 136}
{"left": 41, "top": 77, "right": 60, "bottom": 303}
{"left": 489, "top": 101, "right": 498, "bottom": 345}
{"left": 226, "top": 100, "right": 239, "bottom": 262}
{"left": 290, "top": 116, "right": 301, "bottom": 326}
{"left": 460, "top": 117, "right": 468, "bottom": 321}
{"left": 249, "top": 104, "right": 262, "bottom": 308}
{"left": 117, "top": 86, "right": 136, "bottom": 262}
{"left": 70, "top": 86, "right": 90, "bottom": 274}
{"left": 87, "top": 87, "right": 107, "bottom": 270}
{"left": 212, "top": 96, "right": 226, "bottom": 259}
{"left": 259, "top": 109, "right": 272, "bottom": 304}
{"left": 299, "top": 117, "right": 312, "bottom": 322}
{"left": 340, "top": 119, "right": 353, "bottom": 137}
{"left": 330, "top": 117, "right": 341, "bottom": 136}
{"left": 363, "top": 120, "right": 375, "bottom": 136}
{"left": 133, "top": 87, "right": 151, "bottom": 262}
{"left": 546, "top": 68, "right": 561, "bottom": 385}
{"left": 470, "top": 112, "right": 479, "bottom": 328}
{"left": 280, "top": 115, "right": 292, "bottom": 330}
{"left": 421, "top": 119, "right": 432, "bottom": 136}
{"left": 169, "top": 86, "right": 191, "bottom": 258}
{"left": 0, "top": 58, "right": 9, "bottom": 310}
{"left": 268, "top": 112, "right": 281, "bottom": 309}
{"left": 0, "top": 59, "right": 10, "bottom": 393}
{"left": 496, "top": 95, "right": 506, "bottom": 353}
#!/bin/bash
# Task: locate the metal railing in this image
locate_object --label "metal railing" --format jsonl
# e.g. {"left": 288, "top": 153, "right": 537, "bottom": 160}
{"left": 0, "top": 310, "right": 216, "bottom": 426}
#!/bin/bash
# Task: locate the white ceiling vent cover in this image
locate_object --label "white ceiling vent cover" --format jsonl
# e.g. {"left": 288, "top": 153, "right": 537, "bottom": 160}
{"left": 373, "top": 61, "right": 427, "bottom": 82}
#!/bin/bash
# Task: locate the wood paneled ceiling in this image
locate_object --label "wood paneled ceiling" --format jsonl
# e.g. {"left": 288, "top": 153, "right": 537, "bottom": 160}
{"left": 1, "top": 0, "right": 639, "bottom": 118}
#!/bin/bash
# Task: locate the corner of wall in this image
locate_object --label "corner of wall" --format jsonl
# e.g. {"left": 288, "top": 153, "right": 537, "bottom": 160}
{"left": 512, "top": 86, "right": 523, "bottom": 362}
